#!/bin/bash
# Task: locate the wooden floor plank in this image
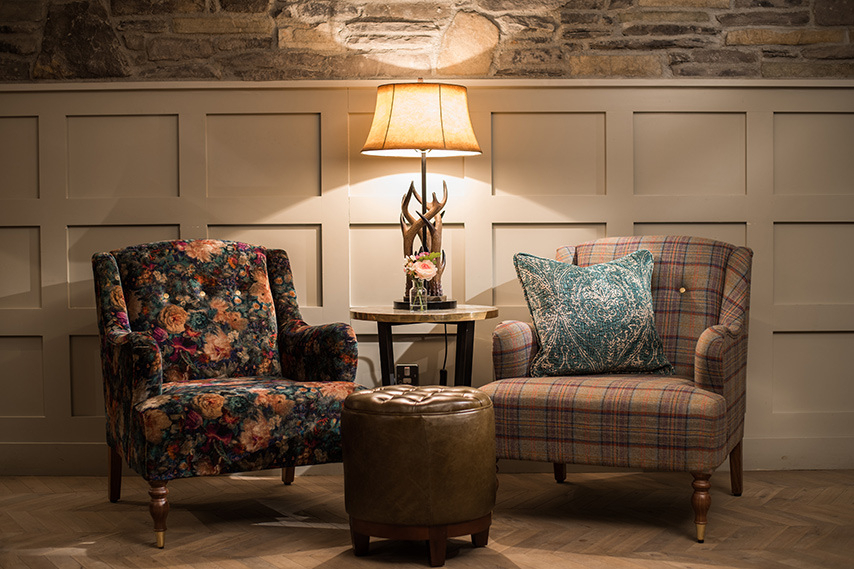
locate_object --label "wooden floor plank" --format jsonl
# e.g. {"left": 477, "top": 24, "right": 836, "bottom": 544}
{"left": 0, "top": 470, "right": 851, "bottom": 569}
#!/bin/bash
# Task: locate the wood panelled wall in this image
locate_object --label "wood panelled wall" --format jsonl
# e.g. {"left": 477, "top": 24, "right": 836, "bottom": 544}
{"left": 0, "top": 80, "right": 852, "bottom": 474}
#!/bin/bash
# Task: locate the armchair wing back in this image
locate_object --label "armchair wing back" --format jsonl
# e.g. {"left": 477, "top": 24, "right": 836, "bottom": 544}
{"left": 558, "top": 236, "right": 752, "bottom": 379}
{"left": 92, "top": 239, "right": 362, "bottom": 547}
{"left": 483, "top": 235, "right": 752, "bottom": 542}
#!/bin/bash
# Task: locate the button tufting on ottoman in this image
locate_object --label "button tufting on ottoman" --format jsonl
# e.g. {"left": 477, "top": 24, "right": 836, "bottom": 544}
{"left": 342, "top": 385, "right": 497, "bottom": 567}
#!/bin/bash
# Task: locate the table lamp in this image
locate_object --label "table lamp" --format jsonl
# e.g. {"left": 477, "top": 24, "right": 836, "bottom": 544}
{"left": 361, "top": 81, "right": 481, "bottom": 309}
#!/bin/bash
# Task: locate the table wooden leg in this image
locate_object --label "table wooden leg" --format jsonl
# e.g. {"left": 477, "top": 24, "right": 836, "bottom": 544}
{"left": 453, "top": 321, "right": 475, "bottom": 386}
{"left": 377, "top": 322, "right": 396, "bottom": 386}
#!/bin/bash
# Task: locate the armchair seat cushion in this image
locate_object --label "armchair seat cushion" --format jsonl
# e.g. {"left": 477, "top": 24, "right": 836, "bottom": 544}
{"left": 132, "top": 377, "right": 363, "bottom": 481}
{"left": 481, "top": 374, "right": 727, "bottom": 472}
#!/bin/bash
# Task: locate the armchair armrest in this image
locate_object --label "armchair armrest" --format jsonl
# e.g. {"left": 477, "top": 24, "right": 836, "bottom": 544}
{"left": 103, "top": 331, "right": 164, "bottom": 406}
{"left": 100, "top": 330, "right": 163, "bottom": 456}
{"left": 694, "top": 322, "right": 748, "bottom": 424}
{"left": 492, "top": 320, "right": 538, "bottom": 380}
{"left": 278, "top": 320, "right": 358, "bottom": 383}
{"left": 694, "top": 244, "right": 752, "bottom": 418}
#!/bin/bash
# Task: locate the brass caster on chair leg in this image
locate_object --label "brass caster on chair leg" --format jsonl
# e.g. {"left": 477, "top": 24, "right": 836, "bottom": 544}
{"left": 696, "top": 523, "right": 706, "bottom": 543}
{"left": 155, "top": 530, "right": 165, "bottom": 548}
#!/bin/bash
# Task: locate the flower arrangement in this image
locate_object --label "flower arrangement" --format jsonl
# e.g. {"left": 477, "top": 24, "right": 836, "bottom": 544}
{"left": 403, "top": 251, "right": 441, "bottom": 311}
{"left": 404, "top": 251, "right": 441, "bottom": 281}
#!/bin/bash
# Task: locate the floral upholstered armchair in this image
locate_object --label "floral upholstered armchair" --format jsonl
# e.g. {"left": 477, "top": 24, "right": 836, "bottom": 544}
{"left": 92, "top": 239, "right": 362, "bottom": 547}
{"left": 481, "top": 236, "right": 752, "bottom": 542}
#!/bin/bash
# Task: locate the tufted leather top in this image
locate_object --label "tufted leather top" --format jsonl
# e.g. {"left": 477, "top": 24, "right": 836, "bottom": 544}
{"left": 344, "top": 385, "right": 492, "bottom": 415}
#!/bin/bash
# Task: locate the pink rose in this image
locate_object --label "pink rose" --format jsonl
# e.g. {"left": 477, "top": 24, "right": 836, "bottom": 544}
{"left": 413, "top": 260, "right": 438, "bottom": 281}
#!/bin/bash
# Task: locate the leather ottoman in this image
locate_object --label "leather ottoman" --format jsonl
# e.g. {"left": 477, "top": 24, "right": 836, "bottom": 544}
{"left": 342, "top": 385, "right": 497, "bottom": 566}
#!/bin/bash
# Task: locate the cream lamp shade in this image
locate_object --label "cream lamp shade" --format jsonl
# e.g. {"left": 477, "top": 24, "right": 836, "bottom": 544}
{"left": 361, "top": 82, "right": 481, "bottom": 158}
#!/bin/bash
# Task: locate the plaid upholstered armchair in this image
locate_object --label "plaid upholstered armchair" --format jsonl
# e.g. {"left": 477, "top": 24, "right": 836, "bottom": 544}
{"left": 481, "top": 236, "right": 752, "bottom": 542}
{"left": 92, "top": 239, "right": 363, "bottom": 547}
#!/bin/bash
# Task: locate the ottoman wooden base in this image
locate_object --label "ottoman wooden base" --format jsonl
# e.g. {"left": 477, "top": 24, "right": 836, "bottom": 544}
{"left": 349, "top": 513, "right": 492, "bottom": 567}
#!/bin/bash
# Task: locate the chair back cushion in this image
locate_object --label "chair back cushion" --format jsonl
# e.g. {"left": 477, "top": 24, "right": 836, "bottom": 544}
{"left": 113, "top": 239, "right": 282, "bottom": 382}
{"left": 559, "top": 236, "right": 740, "bottom": 377}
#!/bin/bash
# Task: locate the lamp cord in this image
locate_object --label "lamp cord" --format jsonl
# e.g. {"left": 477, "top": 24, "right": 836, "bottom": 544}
{"left": 442, "top": 324, "right": 449, "bottom": 371}
{"left": 439, "top": 324, "right": 449, "bottom": 385}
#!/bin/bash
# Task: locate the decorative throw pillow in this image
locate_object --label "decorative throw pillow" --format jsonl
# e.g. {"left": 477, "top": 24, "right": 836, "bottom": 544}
{"left": 514, "top": 250, "right": 674, "bottom": 377}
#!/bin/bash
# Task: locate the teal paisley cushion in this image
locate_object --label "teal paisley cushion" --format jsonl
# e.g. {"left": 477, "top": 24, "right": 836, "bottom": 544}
{"left": 514, "top": 250, "right": 674, "bottom": 377}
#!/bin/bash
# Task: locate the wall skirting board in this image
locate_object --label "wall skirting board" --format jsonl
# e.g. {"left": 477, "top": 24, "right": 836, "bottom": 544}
{"left": 1, "top": 80, "right": 852, "bottom": 474}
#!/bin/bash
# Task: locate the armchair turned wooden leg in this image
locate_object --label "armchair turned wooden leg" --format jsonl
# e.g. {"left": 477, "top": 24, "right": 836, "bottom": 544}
{"left": 108, "top": 445, "right": 122, "bottom": 503}
{"left": 282, "top": 466, "right": 295, "bottom": 485}
{"left": 553, "top": 463, "right": 567, "bottom": 483}
{"left": 148, "top": 481, "right": 169, "bottom": 548}
{"left": 691, "top": 472, "right": 711, "bottom": 543}
{"left": 729, "top": 440, "right": 744, "bottom": 496}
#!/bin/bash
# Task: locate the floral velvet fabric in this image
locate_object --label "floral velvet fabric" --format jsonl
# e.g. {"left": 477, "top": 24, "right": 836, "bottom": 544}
{"left": 93, "top": 239, "right": 361, "bottom": 481}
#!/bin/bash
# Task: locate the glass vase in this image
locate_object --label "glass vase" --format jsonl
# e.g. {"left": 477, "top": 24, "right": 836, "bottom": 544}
{"left": 409, "top": 279, "right": 428, "bottom": 312}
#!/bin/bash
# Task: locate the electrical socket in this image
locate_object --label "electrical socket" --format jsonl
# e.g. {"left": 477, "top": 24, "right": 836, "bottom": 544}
{"left": 395, "top": 364, "right": 419, "bottom": 385}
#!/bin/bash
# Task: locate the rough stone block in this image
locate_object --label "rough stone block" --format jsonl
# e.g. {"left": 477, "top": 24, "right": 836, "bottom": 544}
{"left": 734, "top": 0, "right": 808, "bottom": 7}
{"left": 622, "top": 24, "right": 718, "bottom": 36}
{"left": 343, "top": 34, "right": 436, "bottom": 50}
{"left": 147, "top": 37, "right": 214, "bottom": 61}
{"left": 619, "top": 11, "right": 709, "bottom": 23}
{"left": 762, "top": 47, "right": 799, "bottom": 59}
{"left": 564, "top": 29, "right": 615, "bottom": 40}
{"left": 498, "top": 15, "right": 558, "bottom": 34}
{"left": 122, "top": 32, "right": 146, "bottom": 51}
{"left": 278, "top": 22, "right": 347, "bottom": 53}
{"left": 33, "top": 0, "right": 129, "bottom": 79}
{"left": 0, "top": 55, "right": 30, "bottom": 80}
{"left": 691, "top": 49, "right": 758, "bottom": 63}
{"left": 762, "top": 60, "right": 854, "bottom": 77}
{"left": 496, "top": 46, "right": 564, "bottom": 70}
{"left": 590, "top": 36, "right": 711, "bottom": 49}
{"left": 639, "top": 0, "right": 730, "bottom": 7}
{"left": 567, "top": 54, "right": 663, "bottom": 77}
{"left": 561, "top": 12, "right": 607, "bottom": 26}
{"left": 139, "top": 62, "right": 222, "bottom": 79}
{"left": 557, "top": 0, "right": 607, "bottom": 9}
{"left": 116, "top": 19, "right": 170, "bottom": 33}
{"left": 727, "top": 28, "right": 845, "bottom": 45}
{"left": 802, "top": 45, "right": 854, "bottom": 59}
{"left": 815, "top": 0, "right": 854, "bottom": 26}
{"left": 361, "top": 2, "right": 450, "bottom": 22}
{"left": 111, "top": 0, "right": 204, "bottom": 16}
{"left": 220, "top": 0, "right": 269, "bottom": 13}
{"left": 0, "top": 0, "right": 48, "bottom": 23}
{"left": 673, "top": 63, "right": 758, "bottom": 76}
{"left": 0, "top": 34, "right": 39, "bottom": 55}
{"left": 717, "top": 11, "right": 810, "bottom": 26}
{"left": 437, "top": 11, "right": 499, "bottom": 75}
{"left": 217, "top": 36, "right": 274, "bottom": 52}
{"left": 173, "top": 16, "right": 274, "bottom": 35}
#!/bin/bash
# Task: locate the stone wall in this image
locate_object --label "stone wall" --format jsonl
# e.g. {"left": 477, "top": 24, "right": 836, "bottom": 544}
{"left": 1, "top": 0, "right": 853, "bottom": 81}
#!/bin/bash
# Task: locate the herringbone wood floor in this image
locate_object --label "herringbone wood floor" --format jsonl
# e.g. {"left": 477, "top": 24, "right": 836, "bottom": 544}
{"left": 1, "top": 470, "right": 852, "bottom": 568}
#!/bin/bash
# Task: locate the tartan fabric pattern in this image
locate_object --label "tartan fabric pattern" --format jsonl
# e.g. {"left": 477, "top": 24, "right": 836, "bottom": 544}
{"left": 493, "top": 320, "right": 537, "bottom": 380}
{"left": 479, "top": 374, "right": 727, "bottom": 471}
{"left": 486, "top": 235, "right": 752, "bottom": 472}
{"left": 570, "top": 236, "right": 736, "bottom": 378}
